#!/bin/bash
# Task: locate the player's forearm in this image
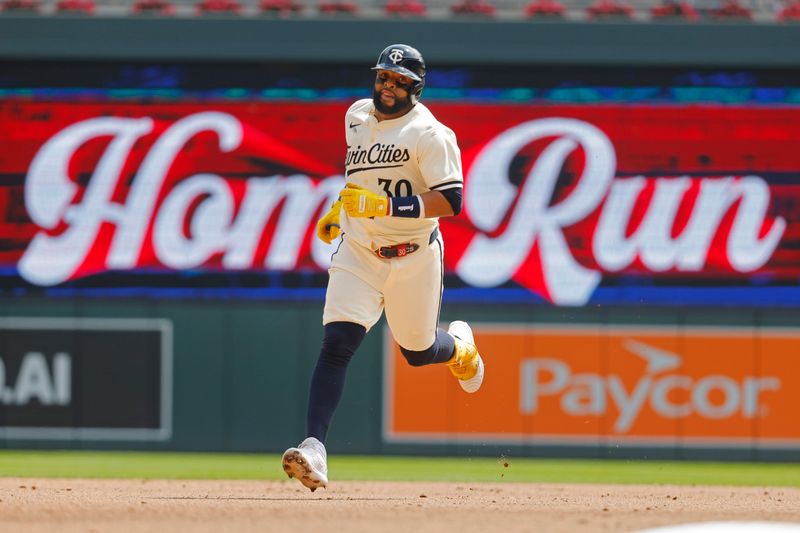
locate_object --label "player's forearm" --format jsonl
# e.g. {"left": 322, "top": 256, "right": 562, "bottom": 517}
{"left": 340, "top": 183, "right": 461, "bottom": 219}
{"left": 419, "top": 190, "right": 455, "bottom": 218}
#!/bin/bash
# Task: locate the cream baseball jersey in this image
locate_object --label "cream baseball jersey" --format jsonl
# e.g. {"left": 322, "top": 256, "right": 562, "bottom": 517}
{"left": 340, "top": 98, "right": 463, "bottom": 249}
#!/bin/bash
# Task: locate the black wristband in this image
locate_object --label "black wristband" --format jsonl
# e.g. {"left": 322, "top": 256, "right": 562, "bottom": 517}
{"left": 390, "top": 195, "right": 422, "bottom": 218}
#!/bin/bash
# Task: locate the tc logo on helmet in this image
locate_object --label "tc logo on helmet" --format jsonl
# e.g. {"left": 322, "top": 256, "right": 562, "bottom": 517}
{"left": 388, "top": 49, "right": 404, "bottom": 63}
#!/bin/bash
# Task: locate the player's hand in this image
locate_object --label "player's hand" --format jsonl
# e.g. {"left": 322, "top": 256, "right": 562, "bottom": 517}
{"left": 316, "top": 199, "right": 342, "bottom": 244}
{"left": 340, "top": 182, "right": 389, "bottom": 218}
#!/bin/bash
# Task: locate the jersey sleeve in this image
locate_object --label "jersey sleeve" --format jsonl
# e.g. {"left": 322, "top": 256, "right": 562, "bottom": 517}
{"left": 344, "top": 99, "right": 370, "bottom": 139}
{"left": 344, "top": 100, "right": 360, "bottom": 138}
{"left": 416, "top": 126, "right": 463, "bottom": 192}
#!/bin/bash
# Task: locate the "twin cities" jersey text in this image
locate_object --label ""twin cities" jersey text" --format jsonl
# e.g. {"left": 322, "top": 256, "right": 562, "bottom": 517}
{"left": 345, "top": 143, "right": 411, "bottom": 166}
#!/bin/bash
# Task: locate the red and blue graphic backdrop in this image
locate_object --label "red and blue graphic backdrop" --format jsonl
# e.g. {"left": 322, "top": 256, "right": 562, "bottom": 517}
{"left": 1, "top": 71, "right": 799, "bottom": 306}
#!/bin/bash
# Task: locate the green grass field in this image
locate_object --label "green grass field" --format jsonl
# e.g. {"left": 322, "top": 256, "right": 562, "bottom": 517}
{"left": 0, "top": 450, "right": 798, "bottom": 487}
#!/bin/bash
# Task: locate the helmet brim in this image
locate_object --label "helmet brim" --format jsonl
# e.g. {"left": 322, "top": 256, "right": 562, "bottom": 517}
{"left": 371, "top": 64, "right": 423, "bottom": 83}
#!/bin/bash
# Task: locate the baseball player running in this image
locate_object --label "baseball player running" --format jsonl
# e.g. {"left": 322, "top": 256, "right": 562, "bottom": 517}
{"left": 282, "top": 44, "right": 484, "bottom": 491}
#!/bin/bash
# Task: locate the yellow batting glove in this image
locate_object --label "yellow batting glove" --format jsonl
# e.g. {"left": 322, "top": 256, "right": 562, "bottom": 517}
{"left": 340, "top": 182, "right": 389, "bottom": 218}
{"left": 316, "top": 199, "right": 342, "bottom": 244}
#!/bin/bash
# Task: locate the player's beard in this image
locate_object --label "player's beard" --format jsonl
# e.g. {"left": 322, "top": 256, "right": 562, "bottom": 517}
{"left": 372, "top": 88, "right": 413, "bottom": 115}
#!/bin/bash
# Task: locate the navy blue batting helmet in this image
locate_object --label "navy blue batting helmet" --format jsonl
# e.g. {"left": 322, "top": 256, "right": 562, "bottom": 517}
{"left": 372, "top": 44, "right": 426, "bottom": 103}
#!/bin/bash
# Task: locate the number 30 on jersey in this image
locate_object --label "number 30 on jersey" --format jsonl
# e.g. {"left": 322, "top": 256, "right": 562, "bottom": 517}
{"left": 378, "top": 178, "right": 413, "bottom": 198}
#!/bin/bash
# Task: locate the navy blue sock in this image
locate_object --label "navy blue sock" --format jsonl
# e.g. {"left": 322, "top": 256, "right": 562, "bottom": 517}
{"left": 306, "top": 321, "right": 366, "bottom": 444}
{"left": 399, "top": 328, "right": 455, "bottom": 367}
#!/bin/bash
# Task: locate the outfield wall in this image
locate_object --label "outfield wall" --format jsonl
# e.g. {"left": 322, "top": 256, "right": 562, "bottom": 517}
{"left": 1, "top": 299, "right": 799, "bottom": 461}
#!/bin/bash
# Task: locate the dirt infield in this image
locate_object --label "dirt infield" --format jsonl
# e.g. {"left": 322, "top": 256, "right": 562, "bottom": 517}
{"left": 1, "top": 478, "right": 798, "bottom": 533}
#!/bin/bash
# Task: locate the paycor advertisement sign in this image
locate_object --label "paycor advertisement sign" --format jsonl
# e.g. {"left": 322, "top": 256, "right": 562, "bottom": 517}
{"left": 384, "top": 325, "right": 800, "bottom": 448}
{"left": 1, "top": 102, "right": 798, "bottom": 306}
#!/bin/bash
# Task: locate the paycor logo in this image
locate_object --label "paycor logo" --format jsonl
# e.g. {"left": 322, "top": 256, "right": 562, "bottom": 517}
{"left": 519, "top": 339, "right": 781, "bottom": 433}
{"left": 0, "top": 352, "right": 71, "bottom": 406}
{"left": 386, "top": 325, "right": 800, "bottom": 447}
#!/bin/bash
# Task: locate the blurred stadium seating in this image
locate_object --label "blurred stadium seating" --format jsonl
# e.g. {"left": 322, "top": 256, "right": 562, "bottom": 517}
{"left": 450, "top": 0, "right": 496, "bottom": 16}
{"left": 523, "top": 0, "right": 566, "bottom": 18}
{"left": 318, "top": 0, "right": 358, "bottom": 14}
{"left": 777, "top": 0, "right": 800, "bottom": 19}
{"left": 132, "top": 0, "right": 176, "bottom": 13}
{"left": 650, "top": 0, "right": 700, "bottom": 20}
{"left": 54, "top": 0, "right": 95, "bottom": 12}
{"left": 0, "top": 0, "right": 793, "bottom": 22}
{"left": 0, "top": 0, "right": 41, "bottom": 12}
{"left": 195, "top": 0, "right": 242, "bottom": 13}
{"left": 707, "top": 0, "right": 753, "bottom": 18}
{"left": 585, "top": 0, "right": 634, "bottom": 19}
{"left": 384, "top": 0, "right": 427, "bottom": 16}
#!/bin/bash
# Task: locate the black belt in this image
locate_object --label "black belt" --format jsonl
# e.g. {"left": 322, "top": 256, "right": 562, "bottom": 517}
{"left": 374, "top": 227, "right": 439, "bottom": 259}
